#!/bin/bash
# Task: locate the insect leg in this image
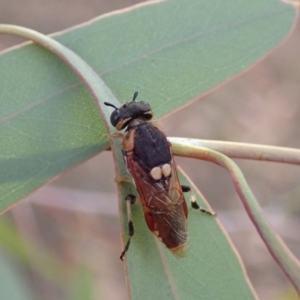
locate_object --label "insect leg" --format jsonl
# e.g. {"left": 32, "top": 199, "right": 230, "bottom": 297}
{"left": 120, "top": 194, "right": 136, "bottom": 261}
{"left": 114, "top": 176, "right": 132, "bottom": 183}
{"left": 181, "top": 185, "right": 191, "bottom": 193}
{"left": 108, "top": 132, "right": 124, "bottom": 139}
{"left": 181, "top": 185, "right": 216, "bottom": 216}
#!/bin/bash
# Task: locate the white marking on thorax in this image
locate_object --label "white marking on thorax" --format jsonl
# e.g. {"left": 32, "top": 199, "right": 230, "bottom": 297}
{"left": 162, "top": 163, "right": 171, "bottom": 177}
{"left": 149, "top": 163, "right": 171, "bottom": 180}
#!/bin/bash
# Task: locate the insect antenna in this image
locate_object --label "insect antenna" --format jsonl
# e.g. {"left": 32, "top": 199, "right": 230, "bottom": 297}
{"left": 132, "top": 91, "right": 138, "bottom": 101}
{"left": 104, "top": 102, "right": 118, "bottom": 109}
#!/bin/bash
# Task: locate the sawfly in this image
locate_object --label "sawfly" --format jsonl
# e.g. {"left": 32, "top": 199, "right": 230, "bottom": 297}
{"left": 105, "top": 92, "right": 214, "bottom": 260}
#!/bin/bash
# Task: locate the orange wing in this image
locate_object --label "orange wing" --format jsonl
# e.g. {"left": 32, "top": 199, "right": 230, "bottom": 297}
{"left": 126, "top": 152, "right": 188, "bottom": 256}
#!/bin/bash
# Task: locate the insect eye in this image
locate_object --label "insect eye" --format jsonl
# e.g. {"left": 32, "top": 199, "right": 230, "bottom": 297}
{"left": 110, "top": 110, "right": 120, "bottom": 127}
{"left": 143, "top": 111, "right": 153, "bottom": 120}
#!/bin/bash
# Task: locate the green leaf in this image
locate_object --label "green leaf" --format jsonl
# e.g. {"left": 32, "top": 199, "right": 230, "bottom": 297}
{"left": 170, "top": 139, "right": 300, "bottom": 294}
{"left": 0, "top": 0, "right": 296, "bottom": 211}
{"left": 0, "top": 2, "right": 297, "bottom": 299}
{"left": 120, "top": 168, "right": 256, "bottom": 299}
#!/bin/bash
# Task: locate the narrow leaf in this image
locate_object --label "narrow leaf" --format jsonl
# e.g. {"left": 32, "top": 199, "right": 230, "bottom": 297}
{"left": 0, "top": 0, "right": 296, "bottom": 211}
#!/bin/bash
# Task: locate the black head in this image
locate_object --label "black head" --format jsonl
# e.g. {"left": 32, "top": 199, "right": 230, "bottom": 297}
{"left": 104, "top": 92, "right": 153, "bottom": 130}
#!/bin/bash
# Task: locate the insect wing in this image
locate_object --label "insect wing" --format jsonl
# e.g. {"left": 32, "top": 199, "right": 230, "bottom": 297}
{"left": 126, "top": 153, "right": 188, "bottom": 256}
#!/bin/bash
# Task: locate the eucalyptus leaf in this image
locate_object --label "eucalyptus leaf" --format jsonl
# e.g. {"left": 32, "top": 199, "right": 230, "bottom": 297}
{"left": 0, "top": 1, "right": 297, "bottom": 299}
{"left": 120, "top": 168, "right": 258, "bottom": 299}
{"left": 0, "top": 0, "right": 295, "bottom": 211}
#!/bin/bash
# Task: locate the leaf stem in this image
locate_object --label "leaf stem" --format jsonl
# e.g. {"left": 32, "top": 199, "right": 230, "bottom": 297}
{"left": 172, "top": 142, "right": 300, "bottom": 295}
{"left": 170, "top": 138, "right": 300, "bottom": 165}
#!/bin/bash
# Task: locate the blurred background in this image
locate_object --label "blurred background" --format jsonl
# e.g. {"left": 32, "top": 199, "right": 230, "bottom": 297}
{"left": 0, "top": 1, "right": 300, "bottom": 299}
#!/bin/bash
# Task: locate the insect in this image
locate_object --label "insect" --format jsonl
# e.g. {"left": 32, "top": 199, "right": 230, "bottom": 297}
{"left": 104, "top": 92, "right": 214, "bottom": 260}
